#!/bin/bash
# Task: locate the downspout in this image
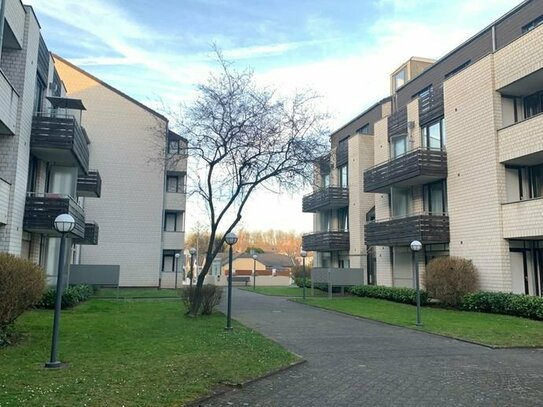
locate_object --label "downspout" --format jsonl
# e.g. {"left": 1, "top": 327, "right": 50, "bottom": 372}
{"left": 0, "top": 0, "right": 6, "bottom": 61}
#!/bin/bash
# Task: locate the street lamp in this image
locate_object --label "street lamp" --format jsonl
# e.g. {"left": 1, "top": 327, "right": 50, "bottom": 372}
{"left": 174, "top": 253, "right": 180, "bottom": 290}
{"left": 252, "top": 254, "right": 258, "bottom": 290}
{"left": 410, "top": 240, "right": 423, "bottom": 327}
{"left": 301, "top": 250, "right": 307, "bottom": 301}
{"left": 225, "top": 232, "right": 238, "bottom": 330}
{"left": 45, "top": 213, "right": 75, "bottom": 369}
{"left": 189, "top": 247, "right": 196, "bottom": 289}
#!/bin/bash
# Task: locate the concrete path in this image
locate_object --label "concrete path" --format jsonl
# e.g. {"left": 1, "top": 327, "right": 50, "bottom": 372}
{"left": 199, "top": 289, "right": 543, "bottom": 406}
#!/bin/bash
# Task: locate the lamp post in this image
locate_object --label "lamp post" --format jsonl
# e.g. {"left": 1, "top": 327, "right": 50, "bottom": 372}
{"left": 252, "top": 254, "right": 258, "bottom": 290}
{"left": 225, "top": 232, "right": 238, "bottom": 330}
{"left": 301, "top": 250, "right": 307, "bottom": 301}
{"left": 45, "top": 213, "right": 75, "bottom": 369}
{"left": 189, "top": 247, "right": 196, "bottom": 289}
{"left": 410, "top": 240, "right": 423, "bottom": 327}
{"left": 174, "top": 253, "right": 180, "bottom": 290}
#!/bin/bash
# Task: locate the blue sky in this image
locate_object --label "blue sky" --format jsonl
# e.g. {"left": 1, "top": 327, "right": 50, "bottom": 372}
{"left": 26, "top": 0, "right": 521, "bottom": 232}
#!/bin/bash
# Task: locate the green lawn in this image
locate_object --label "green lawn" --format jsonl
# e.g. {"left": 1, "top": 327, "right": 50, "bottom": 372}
{"left": 0, "top": 300, "right": 297, "bottom": 406}
{"left": 295, "top": 297, "right": 543, "bottom": 348}
{"left": 241, "top": 286, "right": 327, "bottom": 297}
{"left": 93, "top": 287, "right": 181, "bottom": 298}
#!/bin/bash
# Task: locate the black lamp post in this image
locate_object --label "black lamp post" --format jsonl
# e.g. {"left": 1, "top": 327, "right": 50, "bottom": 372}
{"left": 189, "top": 247, "right": 196, "bottom": 289}
{"left": 252, "top": 254, "right": 258, "bottom": 290}
{"left": 301, "top": 250, "right": 307, "bottom": 301}
{"left": 225, "top": 232, "right": 238, "bottom": 330}
{"left": 45, "top": 213, "right": 75, "bottom": 369}
{"left": 174, "top": 253, "right": 180, "bottom": 290}
{"left": 410, "top": 240, "right": 423, "bottom": 326}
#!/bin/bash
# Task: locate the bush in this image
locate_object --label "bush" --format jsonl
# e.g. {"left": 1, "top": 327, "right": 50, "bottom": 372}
{"left": 292, "top": 265, "right": 311, "bottom": 288}
{"left": 0, "top": 253, "right": 45, "bottom": 345}
{"left": 181, "top": 285, "right": 223, "bottom": 315}
{"left": 348, "top": 285, "right": 429, "bottom": 306}
{"left": 461, "top": 291, "right": 543, "bottom": 320}
{"left": 38, "top": 284, "right": 94, "bottom": 309}
{"left": 425, "top": 256, "right": 478, "bottom": 307}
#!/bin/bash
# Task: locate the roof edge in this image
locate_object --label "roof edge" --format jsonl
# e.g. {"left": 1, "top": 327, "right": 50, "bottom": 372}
{"left": 329, "top": 96, "right": 391, "bottom": 138}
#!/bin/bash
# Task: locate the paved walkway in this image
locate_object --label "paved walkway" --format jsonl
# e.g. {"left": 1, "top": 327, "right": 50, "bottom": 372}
{"left": 199, "top": 289, "right": 543, "bottom": 406}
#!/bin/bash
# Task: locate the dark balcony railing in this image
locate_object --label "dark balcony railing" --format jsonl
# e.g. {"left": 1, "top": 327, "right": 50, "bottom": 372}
{"left": 317, "top": 154, "right": 331, "bottom": 175}
{"left": 419, "top": 86, "right": 444, "bottom": 127}
{"left": 31, "top": 114, "right": 90, "bottom": 173}
{"left": 364, "top": 148, "right": 447, "bottom": 193}
{"left": 365, "top": 213, "right": 449, "bottom": 246}
{"left": 77, "top": 170, "right": 102, "bottom": 198}
{"left": 302, "top": 230, "right": 349, "bottom": 252}
{"left": 388, "top": 106, "right": 407, "bottom": 138}
{"left": 74, "top": 222, "right": 99, "bottom": 245}
{"left": 336, "top": 141, "right": 348, "bottom": 167}
{"left": 302, "top": 187, "right": 349, "bottom": 213}
{"left": 24, "top": 193, "right": 85, "bottom": 238}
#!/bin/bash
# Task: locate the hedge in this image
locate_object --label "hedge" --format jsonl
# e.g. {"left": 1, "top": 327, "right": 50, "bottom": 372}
{"left": 38, "top": 284, "right": 94, "bottom": 309}
{"left": 348, "top": 285, "right": 429, "bottom": 306}
{"left": 461, "top": 291, "right": 543, "bottom": 321}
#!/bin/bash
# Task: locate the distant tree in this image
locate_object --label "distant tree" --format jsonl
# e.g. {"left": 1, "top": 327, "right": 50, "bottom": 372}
{"left": 163, "top": 49, "right": 328, "bottom": 316}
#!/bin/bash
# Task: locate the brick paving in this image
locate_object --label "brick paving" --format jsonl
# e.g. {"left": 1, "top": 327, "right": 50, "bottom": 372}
{"left": 198, "top": 288, "right": 543, "bottom": 406}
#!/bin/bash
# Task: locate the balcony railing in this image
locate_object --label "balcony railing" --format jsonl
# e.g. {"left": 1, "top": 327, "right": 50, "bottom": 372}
{"left": 24, "top": 193, "right": 85, "bottom": 238}
{"left": 419, "top": 86, "right": 444, "bottom": 127}
{"left": 31, "top": 113, "right": 90, "bottom": 173}
{"left": 0, "top": 69, "right": 19, "bottom": 135}
{"left": 364, "top": 148, "right": 447, "bottom": 193}
{"left": 74, "top": 222, "right": 99, "bottom": 245}
{"left": 502, "top": 198, "right": 543, "bottom": 239}
{"left": 336, "top": 142, "right": 348, "bottom": 167}
{"left": 388, "top": 106, "right": 407, "bottom": 138}
{"left": 365, "top": 213, "right": 449, "bottom": 246}
{"left": 77, "top": 170, "right": 102, "bottom": 198}
{"left": 302, "top": 187, "right": 349, "bottom": 213}
{"left": 302, "top": 230, "right": 349, "bottom": 252}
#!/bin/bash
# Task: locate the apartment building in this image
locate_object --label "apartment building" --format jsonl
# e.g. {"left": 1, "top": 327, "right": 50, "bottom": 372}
{"left": 303, "top": 0, "right": 543, "bottom": 297}
{"left": 0, "top": 0, "right": 187, "bottom": 287}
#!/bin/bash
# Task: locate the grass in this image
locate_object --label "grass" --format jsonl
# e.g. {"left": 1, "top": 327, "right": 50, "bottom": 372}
{"left": 240, "top": 286, "right": 327, "bottom": 297}
{"left": 0, "top": 300, "right": 297, "bottom": 406}
{"left": 93, "top": 287, "right": 181, "bottom": 298}
{"left": 294, "top": 297, "right": 543, "bottom": 348}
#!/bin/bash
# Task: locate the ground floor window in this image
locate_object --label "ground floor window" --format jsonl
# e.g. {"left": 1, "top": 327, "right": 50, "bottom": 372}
{"left": 162, "top": 250, "right": 181, "bottom": 272}
{"left": 509, "top": 240, "right": 542, "bottom": 296}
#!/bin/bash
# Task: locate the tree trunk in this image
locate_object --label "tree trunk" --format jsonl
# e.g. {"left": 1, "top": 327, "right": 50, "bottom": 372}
{"left": 188, "top": 264, "right": 211, "bottom": 316}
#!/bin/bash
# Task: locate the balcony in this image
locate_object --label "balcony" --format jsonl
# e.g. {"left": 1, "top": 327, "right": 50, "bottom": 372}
{"left": 388, "top": 106, "right": 407, "bottom": 138}
{"left": 365, "top": 213, "right": 449, "bottom": 246}
{"left": 498, "top": 113, "right": 543, "bottom": 166}
{"left": 302, "top": 187, "right": 349, "bottom": 213}
{"left": 164, "top": 191, "right": 186, "bottom": 211}
{"left": 24, "top": 193, "right": 85, "bottom": 238}
{"left": 0, "top": 177, "right": 10, "bottom": 225}
{"left": 419, "top": 86, "right": 444, "bottom": 127}
{"left": 74, "top": 222, "right": 99, "bottom": 245}
{"left": 30, "top": 114, "right": 90, "bottom": 174}
{"left": 502, "top": 198, "right": 543, "bottom": 239}
{"left": 302, "top": 230, "right": 349, "bottom": 252}
{"left": 77, "top": 170, "right": 102, "bottom": 198}
{"left": 364, "top": 148, "right": 447, "bottom": 193}
{"left": 163, "top": 231, "right": 184, "bottom": 250}
{"left": 0, "top": 70, "right": 19, "bottom": 135}
{"left": 336, "top": 141, "right": 348, "bottom": 167}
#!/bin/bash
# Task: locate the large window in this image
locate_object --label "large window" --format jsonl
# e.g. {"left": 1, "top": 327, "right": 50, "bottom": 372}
{"left": 422, "top": 119, "right": 446, "bottom": 150}
{"left": 506, "top": 164, "right": 543, "bottom": 202}
{"left": 337, "top": 207, "right": 348, "bottom": 232}
{"left": 524, "top": 90, "right": 543, "bottom": 119}
{"left": 423, "top": 181, "right": 447, "bottom": 215}
{"left": 391, "top": 187, "right": 410, "bottom": 218}
{"left": 338, "top": 165, "right": 348, "bottom": 188}
{"left": 162, "top": 250, "right": 181, "bottom": 272}
{"left": 390, "top": 135, "right": 407, "bottom": 158}
{"left": 164, "top": 211, "right": 184, "bottom": 232}
{"left": 166, "top": 175, "right": 184, "bottom": 193}
{"left": 393, "top": 68, "right": 406, "bottom": 91}
{"left": 320, "top": 211, "right": 331, "bottom": 232}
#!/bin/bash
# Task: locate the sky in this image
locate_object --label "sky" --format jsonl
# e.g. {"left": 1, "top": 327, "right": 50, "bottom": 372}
{"left": 26, "top": 0, "right": 521, "bottom": 233}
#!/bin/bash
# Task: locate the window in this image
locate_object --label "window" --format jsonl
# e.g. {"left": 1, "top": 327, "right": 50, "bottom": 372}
{"left": 390, "top": 135, "right": 407, "bottom": 158}
{"left": 166, "top": 175, "right": 179, "bottom": 192}
{"left": 422, "top": 119, "right": 446, "bottom": 150}
{"left": 356, "top": 124, "right": 370, "bottom": 134}
{"left": 337, "top": 207, "right": 348, "bottom": 232}
{"left": 322, "top": 173, "right": 330, "bottom": 188}
{"left": 33, "top": 78, "right": 45, "bottom": 114}
{"left": 338, "top": 165, "right": 348, "bottom": 188}
{"left": 168, "top": 140, "right": 180, "bottom": 154}
{"left": 394, "top": 68, "right": 406, "bottom": 91}
{"left": 162, "top": 250, "right": 181, "bottom": 272}
{"left": 424, "top": 181, "right": 447, "bottom": 215}
{"left": 320, "top": 211, "right": 331, "bottom": 232}
{"left": 524, "top": 91, "right": 542, "bottom": 119}
{"left": 522, "top": 15, "right": 543, "bottom": 33}
{"left": 391, "top": 187, "right": 410, "bottom": 218}
{"left": 164, "top": 211, "right": 183, "bottom": 232}
{"left": 366, "top": 207, "right": 375, "bottom": 223}
{"left": 506, "top": 164, "right": 543, "bottom": 201}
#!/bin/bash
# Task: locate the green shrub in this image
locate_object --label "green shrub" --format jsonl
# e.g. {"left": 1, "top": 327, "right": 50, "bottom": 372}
{"left": 461, "top": 291, "right": 543, "bottom": 320}
{"left": 348, "top": 285, "right": 428, "bottom": 306}
{"left": 38, "top": 284, "right": 94, "bottom": 309}
{"left": 0, "top": 253, "right": 45, "bottom": 346}
{"left": 181, "top": 284, "right": 223, "bottom": 315}
{"left": 425, "top": 256, "right": 478, "bottom": 307}
{"left": 292, "top": 265, "right": 312, "bottom": 288}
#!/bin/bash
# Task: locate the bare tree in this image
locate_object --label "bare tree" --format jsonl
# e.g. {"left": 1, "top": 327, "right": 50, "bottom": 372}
{"left": 166, "top": 50, "right": 328, "bottom": 316}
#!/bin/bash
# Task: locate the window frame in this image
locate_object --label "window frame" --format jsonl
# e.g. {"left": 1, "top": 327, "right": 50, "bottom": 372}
{"left": 422, "top": 118, "right": 446, "bottom": 150}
